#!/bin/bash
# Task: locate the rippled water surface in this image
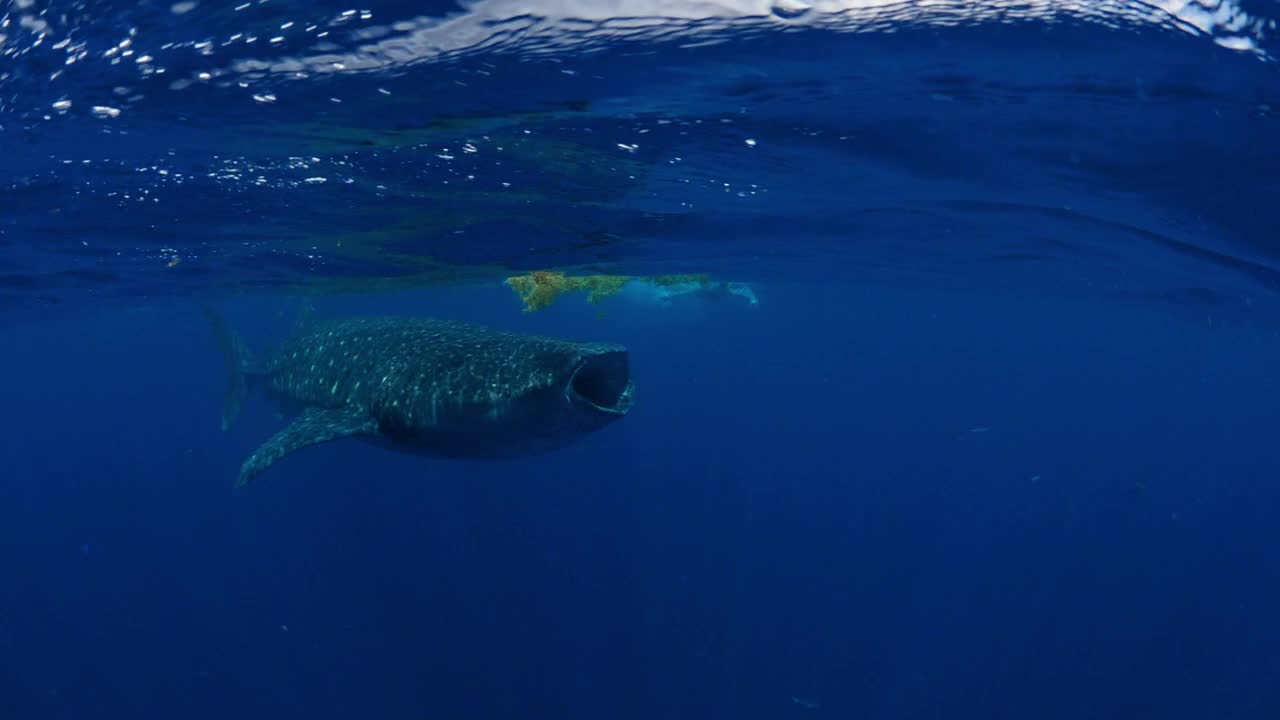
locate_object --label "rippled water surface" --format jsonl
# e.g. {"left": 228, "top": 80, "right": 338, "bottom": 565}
{"left": 2, "top": 0, "right": 1278, "bottom": 317}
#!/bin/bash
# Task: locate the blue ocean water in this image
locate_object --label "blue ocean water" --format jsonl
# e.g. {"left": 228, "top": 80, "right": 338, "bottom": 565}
{"left": 3, "top": 0, "right": 1280, "bottom": 717}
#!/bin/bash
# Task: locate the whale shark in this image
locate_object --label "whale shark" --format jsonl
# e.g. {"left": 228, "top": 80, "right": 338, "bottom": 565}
{"left": 205, "top": 307, "right": 635, "bottom": 486}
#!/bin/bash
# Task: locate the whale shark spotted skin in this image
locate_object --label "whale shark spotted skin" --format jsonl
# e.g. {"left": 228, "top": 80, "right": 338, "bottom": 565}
{"left": 205, "top": 308, "right": 635, "bottom": 486}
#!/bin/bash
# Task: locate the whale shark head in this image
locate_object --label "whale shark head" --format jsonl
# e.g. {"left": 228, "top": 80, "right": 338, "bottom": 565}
{"left": 373, "top": 335, "right": 636, "bottom": 458}
{"left": 565, "top": 344, "right": 635, "bottom": 421}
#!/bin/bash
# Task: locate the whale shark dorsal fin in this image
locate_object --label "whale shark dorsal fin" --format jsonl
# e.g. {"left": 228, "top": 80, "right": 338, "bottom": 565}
{"left": 236, "top": 406, "right": 379, "bottom": 487}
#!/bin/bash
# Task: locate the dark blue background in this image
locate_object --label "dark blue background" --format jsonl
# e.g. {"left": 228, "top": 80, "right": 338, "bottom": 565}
{"left": 2, "top": 283, "right": 1278, "bottom": 718}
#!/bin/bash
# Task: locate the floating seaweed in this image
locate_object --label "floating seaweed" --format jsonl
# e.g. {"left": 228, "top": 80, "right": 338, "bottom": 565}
{"left": 505, "top": 271, "right": 632, "bottom": 312}
{"left": 504, "top": 271, "right": 755, "bottom": 312}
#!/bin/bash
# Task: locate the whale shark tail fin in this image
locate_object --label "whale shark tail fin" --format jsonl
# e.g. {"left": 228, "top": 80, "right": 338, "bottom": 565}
{"left": 202, "top": 305, "right": 261, "bottom": 432}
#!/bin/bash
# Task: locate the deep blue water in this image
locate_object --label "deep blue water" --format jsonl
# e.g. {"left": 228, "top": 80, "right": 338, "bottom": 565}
{"left": 4, "top": 0, "right": 1280, "bottom": 717}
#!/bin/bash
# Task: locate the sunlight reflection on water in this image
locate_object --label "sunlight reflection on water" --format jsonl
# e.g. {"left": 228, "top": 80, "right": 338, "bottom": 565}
{"left": 0, "top": 0, "right": 1274, "bottom": 119}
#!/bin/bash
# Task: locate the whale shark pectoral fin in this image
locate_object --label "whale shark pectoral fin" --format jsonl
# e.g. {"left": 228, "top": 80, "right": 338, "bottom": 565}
{"left": 236, "top": 406, "right": 379, "bottom": 487}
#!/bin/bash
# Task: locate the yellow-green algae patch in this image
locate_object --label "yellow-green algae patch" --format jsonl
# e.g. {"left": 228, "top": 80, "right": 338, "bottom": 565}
{"left": 505, "top": 271, "right": 632, "bottom": 312}
{"left": 505, "top": 271, "right": 712, "bottom": 312}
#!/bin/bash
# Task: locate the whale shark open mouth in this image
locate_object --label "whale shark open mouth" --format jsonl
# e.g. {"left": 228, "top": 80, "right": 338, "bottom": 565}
{"left": 569, "top": 349, "right": 634, "bottom": 415}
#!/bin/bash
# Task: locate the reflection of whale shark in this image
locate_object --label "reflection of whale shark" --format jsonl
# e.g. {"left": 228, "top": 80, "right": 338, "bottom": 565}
{"left": 205, "top": 308, "right": 634, "bottom": 486}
